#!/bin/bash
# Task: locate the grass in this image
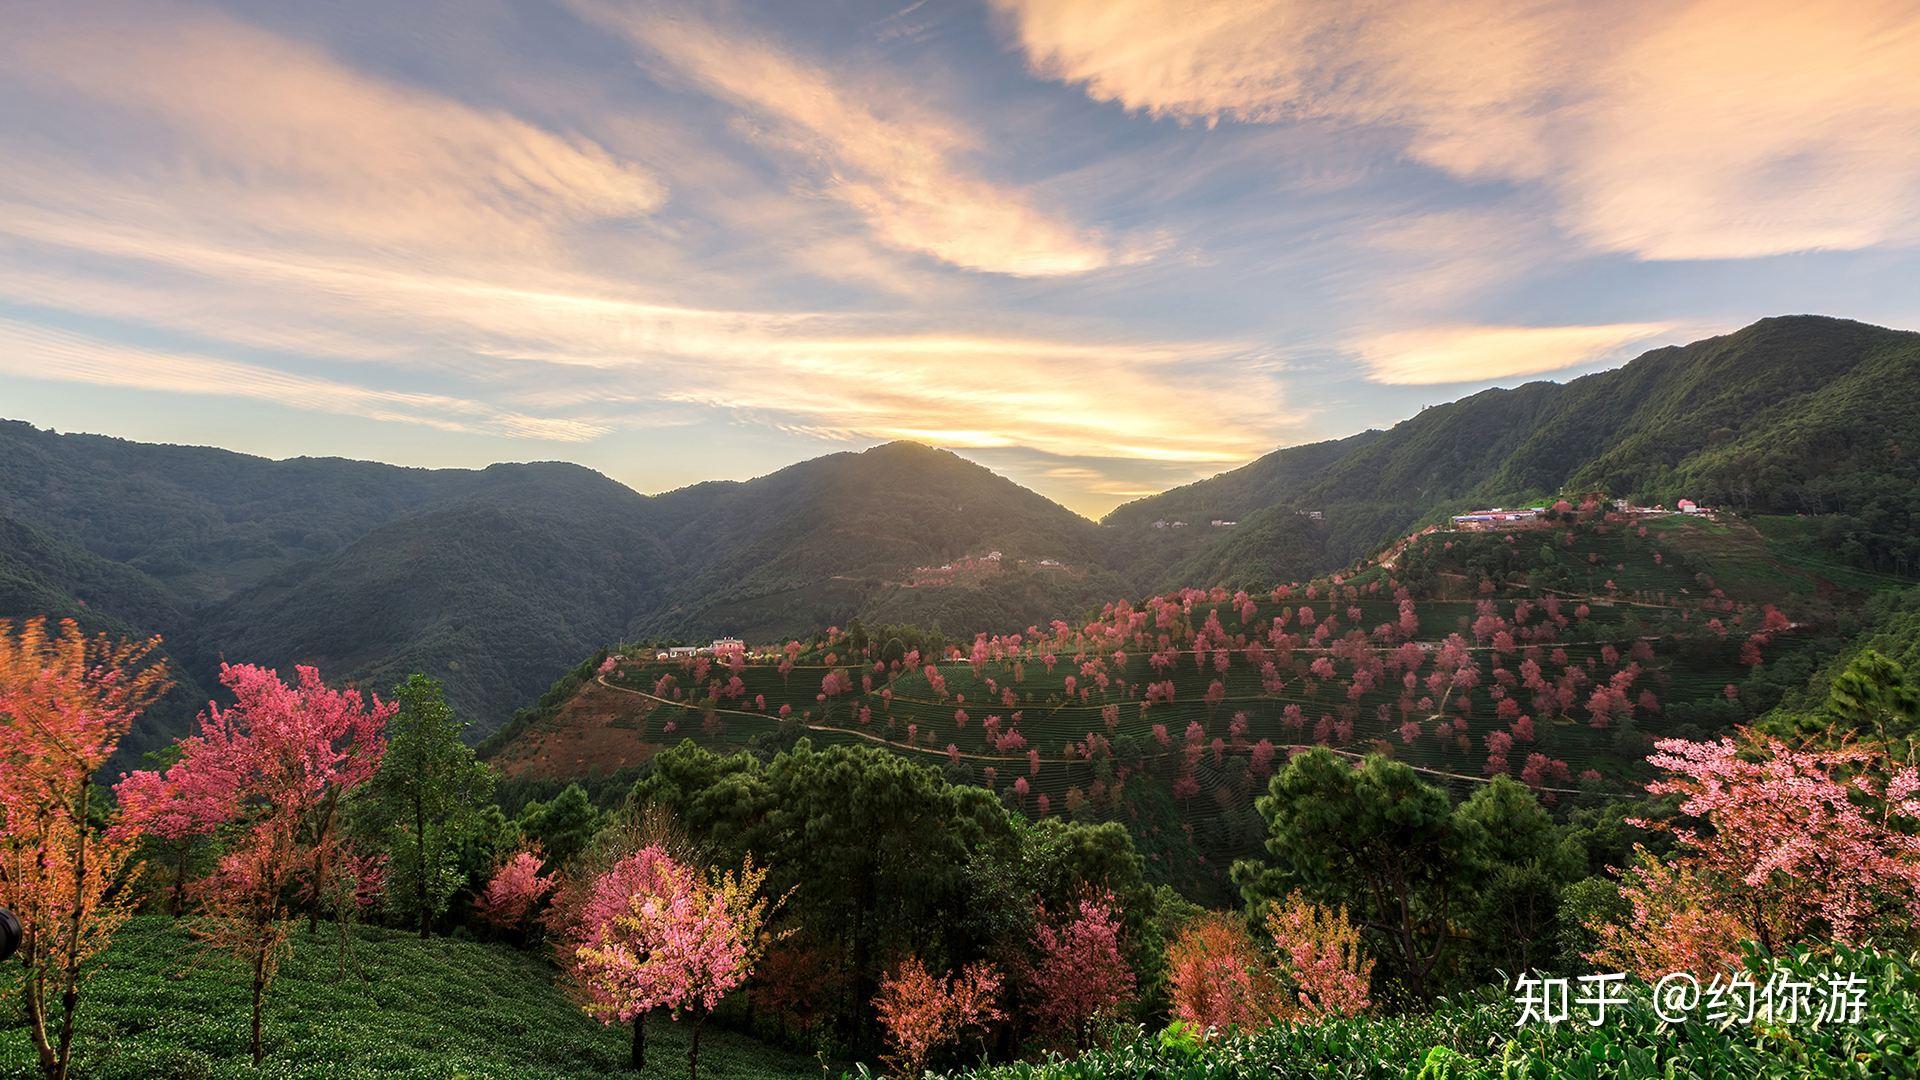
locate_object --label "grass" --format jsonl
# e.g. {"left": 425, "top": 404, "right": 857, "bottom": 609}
{"left": 0, "top": 916, "right": 821, "bottom": 1080}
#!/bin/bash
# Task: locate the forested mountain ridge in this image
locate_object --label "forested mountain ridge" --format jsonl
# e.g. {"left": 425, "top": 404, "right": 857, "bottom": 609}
{"left": 0, "top": 428, "right": 1119, "bottom": 751}
{"left": 632, "top": 440, "right": 1117, "bottom": 639}
{"left": 5, "top": 314, "right": 1916, "bottom": 751}
{"left": 1108, "top": 315, "right": 1920, "bottom": 583}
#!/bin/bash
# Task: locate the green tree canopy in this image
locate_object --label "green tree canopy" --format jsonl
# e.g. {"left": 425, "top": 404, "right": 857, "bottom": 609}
{"left": 365, "top": 674, "right": 496, "bottom": 936}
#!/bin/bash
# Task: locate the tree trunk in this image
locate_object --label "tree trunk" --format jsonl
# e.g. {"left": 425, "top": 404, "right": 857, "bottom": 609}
{"left": 307, "top": 843, "right": 326, "bottom": 936}
{"left": 48, "top": 775, "right": 91, "bottom": 1080}
{"left": 171, "top": 841, "right": 190, "bottom": 917}
{"left": 631, "top": 1013, "right": 646, "bottom": 1070}
{"left": 688, "top": 1016, "right": 704, "bottom": 1080}
{"left": 250, "top": 946, "right": 269, "bottom": 1064}
{"left": 416, "top": 798, "right": 430, "bottom": 938}
{"left": 25, "top": 966, "right": 56, "bottom": 1078}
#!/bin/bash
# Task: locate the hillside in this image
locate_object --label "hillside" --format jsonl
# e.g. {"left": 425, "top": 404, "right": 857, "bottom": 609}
{"left": 1110, "top": 316, "right": 1920, "bottom": 585}
{"left": 186, "top": 464, "right": 675, "bottom": 762}
{"left": 0, "top": 429, "right": 1125, "bottom": 751}
{"left": 633, "top": 440, "right": 1120, "bottom": 640}
{"left": 9, "top": 315, "right": 1918, "bottom": 752}
{"left": 490, "top": 507, "right": 1888, "bottom": 900}
{"left": 0, "top": 916, "right": 814, "bottom": 1079}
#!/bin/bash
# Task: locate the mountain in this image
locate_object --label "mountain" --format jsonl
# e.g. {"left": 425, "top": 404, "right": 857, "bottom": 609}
{"left": 634, "top": 440, "right": 1117, "bottom": 640}
{"left": 0, "top": 428, "right": 1119, "bottom": 752}
{"left": 8, "top": 314, "right": 1917, "bottom": 751}
{"left": 188, "top": 463, "right": 674, "bottom": 760}
{"left": 1108, "top": 315, "right": 1920, "bottom": 585}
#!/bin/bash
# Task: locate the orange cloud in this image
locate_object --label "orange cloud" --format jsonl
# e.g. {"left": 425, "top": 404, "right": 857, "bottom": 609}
{"left": 570, "top": 0, "right": 1122, "bottom": 276}
{"left": 0, "top": 319, "right": 607, "bottom": 441}
{"left": 1354, "top": 322, "right": 1674, "bottom": 385}
{"left": 993, "top": 0, "right": 1920, "bottom": 261}
{"left": 0, "top": 1, "right": 1288, "bottom": 491}
{"left": 1, "top": 1, "right": 664, "bottom": 263}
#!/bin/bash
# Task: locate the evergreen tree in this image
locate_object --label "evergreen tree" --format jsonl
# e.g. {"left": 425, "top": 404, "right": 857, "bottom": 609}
{"left": 367, "top": 674, "right": 495, "bottom": 937}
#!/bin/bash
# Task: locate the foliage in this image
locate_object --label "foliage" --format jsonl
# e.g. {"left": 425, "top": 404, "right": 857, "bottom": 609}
{"left": 1233, "top": 750, "right": 1464, "bottom": 1003}
{"left": 1025, "top": 890, "right": 1135, "bottom": 1045}
{"left": 875, "top": 957, "right": 1003, "bottom": 1078}
{"left": 518, "top": 782, "right": 602, "bottom": 871}
{"left": 1235, "top": 751, "right": 1593, "bottom": 1004}
{"left": 0, "top": 915, "right": 817, "bottom": 1078}
{"left": 113, "top": 663, "right": 392, "bottom": 1063}
{"left": 0, "top": 617, "right": 168, "bottom": 1079}
{"left": 630, "top": 740, "right": 1015, "bottom": 1054}
{"left": 944, "top": 944, "right": 1920, "bottom": 1080}
{"left": 364, "top": 674, "right": 495, "bottom": 936}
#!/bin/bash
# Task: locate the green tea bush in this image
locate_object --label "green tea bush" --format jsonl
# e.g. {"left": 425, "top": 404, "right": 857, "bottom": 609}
{"left": 945, "top": 946, "right": 1920, "bottom": 1080}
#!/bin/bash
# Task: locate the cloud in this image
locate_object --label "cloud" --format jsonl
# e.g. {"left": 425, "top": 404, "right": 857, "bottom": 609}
{"left": 569, "top": 0, "right": 1123, "bottom": 277}
{"left": 1353, "top": 323, "right": 1674, "bottom": 385}
{"left": 988, "top": 0, "right": 1562, "bottom": 174}
{"left": 0, "top": 319, "right": 607, "bottom": 441}
{"left": 0, "top": 0, "right": 665, "bottom": 264}
{"left": 0, "top": 0, "right": 1290, "bottom": 508}
{"left": 1556, "top": 0, "right": 1920, "bottom": 260}
{"left": 992, "top": 0, "right": 1920, "bottom": 261}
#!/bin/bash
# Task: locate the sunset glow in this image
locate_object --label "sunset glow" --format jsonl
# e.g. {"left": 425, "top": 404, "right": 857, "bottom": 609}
{"left": 5, "top": 0, "right": 1919, "bottom": 514}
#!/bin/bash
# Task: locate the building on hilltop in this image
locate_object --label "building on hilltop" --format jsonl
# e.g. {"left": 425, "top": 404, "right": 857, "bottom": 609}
{"left": 1451, "top": 507, "right": 1545, "bottom": 530}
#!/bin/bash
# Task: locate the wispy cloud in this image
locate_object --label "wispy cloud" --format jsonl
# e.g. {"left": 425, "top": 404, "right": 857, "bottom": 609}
{"left": 569, "top": 0, "right": 1126, "bottom": 277}
{"left": 0, "top": 0, "right": 1286, "bottom": 504}
{"left": 1353, "top": 322, "right": 1675, "bottom": 385}
{"left": 0, "top": 0, "right": 665, "bottom": 263}
{"left": 0, "top": 319, "right": 607, "bottom": 441}
{"left": 993, "top": 0, "right": 1920, "bottom": 261}
{"left": 4, "top": 0, "right": 1909, "bottom": 519}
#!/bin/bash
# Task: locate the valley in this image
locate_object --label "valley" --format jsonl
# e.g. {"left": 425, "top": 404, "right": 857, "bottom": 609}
{"left": 6, "top": 315, "right": 1917, "bottom": 765}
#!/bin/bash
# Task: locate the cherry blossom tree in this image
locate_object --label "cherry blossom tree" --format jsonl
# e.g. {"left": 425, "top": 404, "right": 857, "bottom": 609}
{"left": 476, "top": 846, "right": 557, "bottom": 936}
{"left": 570, "top": 846, "right": 781, "bottom": 1077}
{"left": 1026, "top": 890, "right": 1134, "bottom": 1045}
{"left": 114, "top": 663, "right": 391, "bottom": 1064}
{"left": 1595, "top": 733, "right": 1920, "bottom": 977}
{"left": 1166, "top": 913, "right": 1275, "bottom": 1035}
{"left": 1264, "top": 892, "right": 1371, "bottom": 1018}
{"left": 874, "top": 957, "right": 1002, "bottom": 1077}
{"left": 568, "top": 844, "right": 686, "bottom": 1068}
{"left": 0, "top": 618, "right": 168, "bottom": 1080}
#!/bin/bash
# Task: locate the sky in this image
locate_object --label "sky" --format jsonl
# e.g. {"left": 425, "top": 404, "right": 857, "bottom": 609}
{"left": 3, "top": 0, "right": 1920, "bottom": 518}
